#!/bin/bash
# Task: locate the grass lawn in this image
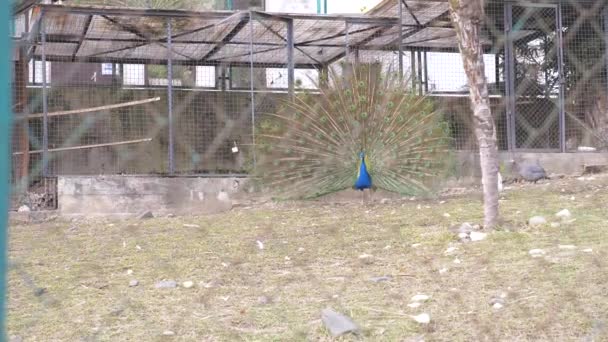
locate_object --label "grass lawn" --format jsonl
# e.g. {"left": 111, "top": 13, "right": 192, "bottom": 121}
{"left": 7, "top": 175, "right": 608, "bottom": 341}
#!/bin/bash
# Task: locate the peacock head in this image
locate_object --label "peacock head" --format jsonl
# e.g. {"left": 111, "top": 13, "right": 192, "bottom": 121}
{"left": 359, "top": 151, "right": 365, "bottom": 159}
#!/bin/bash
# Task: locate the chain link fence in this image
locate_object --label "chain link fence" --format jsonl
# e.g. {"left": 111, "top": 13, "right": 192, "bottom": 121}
{"left": 7, "top": 1, "right": 608, "bottom": 341}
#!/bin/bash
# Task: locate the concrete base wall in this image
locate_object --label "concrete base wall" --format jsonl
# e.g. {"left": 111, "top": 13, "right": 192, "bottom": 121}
{"left": 455, "top": 151, "right": 608, "bottom": 179}
{"left": 55, "top": 152, "right": 608, "bottom": 217}
{"left": 58, "top": 175, "right": 247, "bottom": 217}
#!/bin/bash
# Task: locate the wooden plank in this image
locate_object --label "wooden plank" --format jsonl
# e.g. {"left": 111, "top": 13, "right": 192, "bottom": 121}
{"left": 25, "top": 97, "right": 161, "bottom": 119}
{"left": 12, "top": 138, "right": 153, "bottom": 155}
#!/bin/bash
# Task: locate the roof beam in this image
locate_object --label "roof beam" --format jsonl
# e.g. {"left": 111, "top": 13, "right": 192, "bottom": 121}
{"left": 401, "top": 0, "right": 421, "bottom": 27}
{"left": 102, "top": 15, "right": 194, "bottom": 61}
{"left": 199, "top": 13, "right": 249, "bottom": 62}
{"left": 71, "top": 14, "right": 93, "bottom": 62}
{"left": 251, "top": 14, "right": 323, "bottom": 65}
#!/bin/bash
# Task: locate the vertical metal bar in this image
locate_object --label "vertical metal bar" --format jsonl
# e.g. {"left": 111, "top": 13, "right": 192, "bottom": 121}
{"left": 423, "top": 50, "right": 428, "bottom": 93}
{"left": 324, "top": 0, "right": 327, "bottom": 14}
{"left": 556, "top": 4, "right": 566, "bottom": 152}
{"left": 286, "top": 18, "right": 295, "bottom": 100}
{"left": 249, "top": 11, "right": 256, "bottom": 168}
{"left": 317, "top": 0, "right": 322, "bottom": 14}
{"left": 345, "top": 21, "right": 350, "bottom": 63}
{"left": 416, "top": 49, "right": 423, "bottom": 95}
{"left": 410, "top": 48, "right": 416, "bottom": 91}
{"left": 604, "top": 5, "right": 608, "bottom": 105}
{"left": 504, "top": 3, "right": 516, "bottom": 151}
{"left": 398, "top": 0, "right": 404, "bottom": 79}
{"left": 167, "top": 18, "right": 175, "bottom": 174}
{"left": 41, "top": 12, "right": 49, "bottom": 177}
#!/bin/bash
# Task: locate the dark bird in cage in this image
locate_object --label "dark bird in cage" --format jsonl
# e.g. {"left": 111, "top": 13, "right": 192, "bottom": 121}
{"left": 511, "top": 159, "right": 549, "bottom": 183}
{"left": 254, "top": 62, "right": 452, "bottom": 200}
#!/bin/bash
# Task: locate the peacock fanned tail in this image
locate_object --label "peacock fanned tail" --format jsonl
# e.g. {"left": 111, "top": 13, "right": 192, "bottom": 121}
{"left": 254, "top": 62, "right": 452, "bottom": 199}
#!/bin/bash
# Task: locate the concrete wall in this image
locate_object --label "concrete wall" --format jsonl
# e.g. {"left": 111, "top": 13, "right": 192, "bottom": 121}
{"left": 455, "top": 151, "right": 608, "bottom": 179}
{"left": 56, "top": 152, "right": 608, "bottom": 217}
{"left": 58, "top": 175, "right": 247, "bottom": 217}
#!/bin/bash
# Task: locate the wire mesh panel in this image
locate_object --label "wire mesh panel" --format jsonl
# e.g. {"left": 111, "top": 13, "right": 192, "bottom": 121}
{"left": 561, "top": 1, "right": 608, "bottom": 151}
{"left": 509, "top": 5, "right": 562, "bottom": 150}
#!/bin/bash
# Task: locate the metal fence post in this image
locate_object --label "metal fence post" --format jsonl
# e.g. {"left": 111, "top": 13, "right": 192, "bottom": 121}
{"left": 398, "top": 0, "right": 404, "bottom": 79}
{"left": 286, "top": 18, "right": 295, "bottom": 100}
{"left": 556, "top": 3, "right": 566, "bottom": 152}
{"left": 167, "top": 18, "right": 175, "bottom": 174}
{"left": 41, "top": 12, "right": 49, "bottom": 177}
{"left": 504, "top": 2, "right": 516, "bottom": 151}
{"left": 249, "top": 11, "right": 256, "bottom": 169}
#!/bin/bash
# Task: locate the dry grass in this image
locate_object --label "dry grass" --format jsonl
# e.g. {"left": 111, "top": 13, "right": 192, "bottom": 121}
{"left": 7, "top": 175, "right": 608, "bottom": 341}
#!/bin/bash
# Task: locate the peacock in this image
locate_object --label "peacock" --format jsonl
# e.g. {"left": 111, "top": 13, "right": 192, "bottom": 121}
{"left": 253, "top": 62, "right": 452, "bottom": 200}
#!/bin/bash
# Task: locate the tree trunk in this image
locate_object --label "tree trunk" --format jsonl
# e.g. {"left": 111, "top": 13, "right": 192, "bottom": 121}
{"left": 449, "top": 0, "right": 499, "bottom": 228}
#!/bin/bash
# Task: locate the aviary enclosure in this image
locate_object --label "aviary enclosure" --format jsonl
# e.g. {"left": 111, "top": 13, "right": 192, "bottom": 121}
{"left": 9, "top": 0, "right": 608, "bottom": 209}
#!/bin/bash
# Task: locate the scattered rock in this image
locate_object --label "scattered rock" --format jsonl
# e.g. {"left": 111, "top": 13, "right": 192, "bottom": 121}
{"left": 490, "top": 296, "right": 506, "bottom": 309}
{"left": 411, "top": 243, "right": 421, "bottom": 248}
{"left": 550, "top": 222, "right": 561, "bottom": 228}
{"left": 34, "top": 287, "right": 46, "bottom": 297}
{"left": 321, "top": 308, "right": 360, "bottom": 337}
{"left": 558, "top": 244, "right": 576, "bottom": 250}
{"left": 438, "top": 268, "right": 448, "bottom": 274}
{"left": 411, "top": 294, "right": 430, "bottom": 302}
{"left": 182, "top": 281, "right": 194, "bottom": 289}
{"left": 469, "top": 231, "right": 488, "bottom": 242}
{"left": 183, "top": 223, "right": 200, "bottom": 228}
{"left": 129, "top": 280, "right": 139, "bottom": 287}
{"left": 257, "top": 296, "right": 271, "bottom": 305}
{"left": 17, "top": 205, "right": 30, "bottom": 212}
{"left": 453, "top": 258, "right": 462, "bottom": 264}
{"left": 555, "top": 209, "right": 572, "bottom": 220}
{"left": 410, "top": 313, "right": 431, "bottom": 324}
{"left": 297, "top": 247, "right": 305, "bottom": 252}
{"left": 583, "top": 248, "right": 593, "bottom": 253}
{"left": 380, "top": 198, "right": 390, "bottom": 204}
{"left": 458, "top": 222, "right": 475, "bottom": 234}
{"left": 528, "top": 216, "right": 547, "bottom": 227}
{"left": 458, "top": 232, "right": 470, "bottom": 242}
{"left": 529, "top": 249, "right": 546, "bottom": 257}
{"left": 358, "top": 253, "right": 373, "bottom": 260}
{"left": 126, "top": 269, "right": 133, "bottom": 275}
{"left": 9, "top": 336, "right": 23, "bottom": 342}
{"left": 137, "top": 210, "right": 154, "bottom": 219}
{"left": 155, "top": 280, "right": 177, "bottom": 289}
{"left": 444, "top": 246, "right": 458, "bottom": 255}
{"left": 162, "top": 330, "right": 175, "bottom": 336}
{"left": 443, "top": 213, "right": 451, "bottom": 218}
{"left": 166, "top": 213, "right": 175, "bottom": 218}
{"left": 256, "top": 240, "right": 264, "bottom": 250}
{"left": 370, "top": 276, "right": 392, "bottom": 283}
{"left": 407, "top": 302, "right": 421, "bottom": 308}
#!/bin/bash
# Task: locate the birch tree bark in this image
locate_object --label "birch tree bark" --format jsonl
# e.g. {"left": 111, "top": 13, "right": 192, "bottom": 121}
{"left": 448, "top": 0, "right": 500, "bottom": 228}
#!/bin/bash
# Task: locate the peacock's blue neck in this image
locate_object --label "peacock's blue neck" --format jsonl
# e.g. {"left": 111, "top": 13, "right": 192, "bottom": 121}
{"left": 354, "top": 153, "right": 372, "bottom": 190}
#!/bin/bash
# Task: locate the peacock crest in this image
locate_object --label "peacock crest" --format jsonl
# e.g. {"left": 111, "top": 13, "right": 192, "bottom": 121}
{"left": 254, "top": 62, "right": 452, "bottom": 199}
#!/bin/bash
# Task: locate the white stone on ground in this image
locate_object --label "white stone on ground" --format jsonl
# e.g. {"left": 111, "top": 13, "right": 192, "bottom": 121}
{"left": 529, "top": 249, "right": 546, "bottom": 257}
{"left": 555, "top": 209, "right": 572, "bottom": 220}
{"left": 470, "top": 231, "right": 488, "bottom": 241}
{"left": 410, "top": 313, "right": 431, "bottom": 324}
{"left": 411, "top": 294, "right": 430, "bottom": 302}
{"left": 528, "top": 216, "right": 547, "bottom": 227}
